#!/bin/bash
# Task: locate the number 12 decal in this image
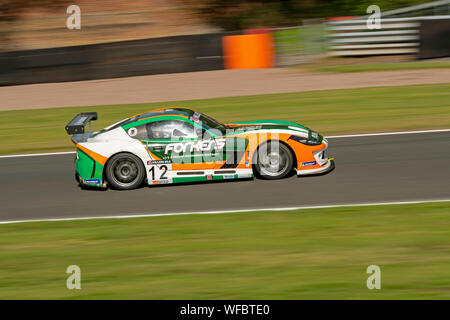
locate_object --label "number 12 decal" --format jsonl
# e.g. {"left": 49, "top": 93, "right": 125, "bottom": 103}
{"left": 149, "top": 165, "right": 168, "bottom": 180}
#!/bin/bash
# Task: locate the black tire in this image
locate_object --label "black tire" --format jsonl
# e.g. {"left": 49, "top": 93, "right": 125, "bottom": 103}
{"left": 75, "top": 172, "right": 81, "bottom": 185}
{"left": 254, "top": 141, "right": 294, "bottom": 180}
{"left": 105, "top": 153, "right": 145, "bottom": 190}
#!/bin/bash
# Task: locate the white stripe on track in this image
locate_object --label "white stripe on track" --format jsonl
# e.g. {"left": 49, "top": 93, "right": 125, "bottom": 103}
{"left": 326, "top": 128, "right": 450, "bottom": 139}
{"left": 1, "top": 128, "right": 449, "bottom": 159}
{"left": 0, "top": 198, "right": 449, "bottom": 225}
{"left": 0, "top": 151, "right": 75, "bottom": 159}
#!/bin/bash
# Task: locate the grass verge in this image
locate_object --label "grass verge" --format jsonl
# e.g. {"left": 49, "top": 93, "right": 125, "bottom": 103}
{"left": 0, "top": 202, "right": 449, "bottom": 299}
{"left": 0, "top": 83, "right": 449, "bottom": 155}
{"left": 307, "top": 61, "right": 450, "bottom": 73}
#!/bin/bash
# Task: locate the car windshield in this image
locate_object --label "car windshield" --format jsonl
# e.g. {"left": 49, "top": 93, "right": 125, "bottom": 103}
{"left": 170, "top": 108, "right": 228, "bottom": 134}
{"left": 197, "top": 113, "right": 227, "bottom": 133}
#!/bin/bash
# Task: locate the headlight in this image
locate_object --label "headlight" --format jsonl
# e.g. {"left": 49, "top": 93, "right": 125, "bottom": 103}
{"left": 289, "top": 135, "right": 322, "bottom": 146}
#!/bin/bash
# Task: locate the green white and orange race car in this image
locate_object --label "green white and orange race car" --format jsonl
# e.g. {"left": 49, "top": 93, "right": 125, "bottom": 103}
{"left": 66, "top": 108, "right": 334, "bottom": 190}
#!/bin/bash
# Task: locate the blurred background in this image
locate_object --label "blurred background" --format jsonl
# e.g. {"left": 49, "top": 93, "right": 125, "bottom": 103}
{"left": 0, "top": 0, "right": 449, "bottom": 85}
{"left": 0, "top": 0, "right": 450, "bottom": 300}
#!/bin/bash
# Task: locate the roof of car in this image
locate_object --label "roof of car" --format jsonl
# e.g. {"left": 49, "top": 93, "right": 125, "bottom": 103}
{"left": 129, "top": 107, "right": 196, "bottom": 121}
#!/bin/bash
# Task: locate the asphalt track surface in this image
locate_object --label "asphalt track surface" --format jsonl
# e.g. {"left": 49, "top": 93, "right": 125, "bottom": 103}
{"left": 0, "top": 131, "right": 449, "bottom": 223}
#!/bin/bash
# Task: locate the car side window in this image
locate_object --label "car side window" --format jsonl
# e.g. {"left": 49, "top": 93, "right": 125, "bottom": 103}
{"left": 146, "top": 120, "right": 196, "bottom": 140}
{"left": 125, "top": 124, "right": 148, "bottom": 140}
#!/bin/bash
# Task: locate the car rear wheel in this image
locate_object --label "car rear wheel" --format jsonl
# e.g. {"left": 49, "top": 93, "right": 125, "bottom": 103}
{"left": 106, "top": 153, "right": 145, "bottom": 190}
{"left": 254, "top": 141, "right": 294, "bottom": 180}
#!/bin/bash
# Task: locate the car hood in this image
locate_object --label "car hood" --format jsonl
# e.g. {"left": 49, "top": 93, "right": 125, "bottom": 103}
{"left": 226, "top": 120, "right": 322, "bottom": 142}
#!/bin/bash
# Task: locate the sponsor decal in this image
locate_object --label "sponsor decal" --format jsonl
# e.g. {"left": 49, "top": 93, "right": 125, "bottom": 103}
{"left": 83, "top": 178, "right": 101, "bottom": 184}
{"left": 301, "top": 161, "right": 317, "bottom": 167}
{"left": 245, "top": 161, "right": 250, "bottom": 167}
{"left": 127, "top": 127, "right": 138, "bottom": 137}
{"left": 190, "top": 117, "right": 200, "bottom": 123}
{"left": 238, "top": 173, "right": 252, "bottom": 179}
{"left": 148, "top": 160, "right": 172, "bottom": 165}
{"left": 191, "top": 112, "right": 202, "bottom": 123}
{"left": 206, "top": 175, "right": 213, "bottom": 180}
{"left": 156, "top": 180, "right": 169, "bottom": 185}
{"left": 223, "top": 175, "right": 235, "bottom": 179}
{"left": 165, "top": 138, "right": 226, "bottom": 154}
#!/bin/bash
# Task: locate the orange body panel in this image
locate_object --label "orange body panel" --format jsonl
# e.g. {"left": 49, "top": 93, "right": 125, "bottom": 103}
{"left": 75, "top": 142, "right": 108, "bottom": 166}
{"left": 172, "top": 162, "right": 218, "bottom": 171}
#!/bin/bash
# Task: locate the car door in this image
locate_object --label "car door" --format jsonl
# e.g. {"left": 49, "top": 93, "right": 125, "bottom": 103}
{"left": 144, "top": 119, "right": 218, "bottom": 176}
{"left": 194, "top": 120, "right": 249, "bottom": 170}
{"left": 217, "top": 135, "right": 249, "bottom": 169}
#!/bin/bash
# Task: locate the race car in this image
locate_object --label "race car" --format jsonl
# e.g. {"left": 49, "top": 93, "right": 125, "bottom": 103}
{"left": 66, "top": 108, "right": 334, "bottom": 190}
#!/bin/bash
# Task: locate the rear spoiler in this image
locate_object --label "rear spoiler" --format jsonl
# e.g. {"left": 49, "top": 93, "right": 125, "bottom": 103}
{"left": 65, "top": 112, "right": 98, "bottom": 135}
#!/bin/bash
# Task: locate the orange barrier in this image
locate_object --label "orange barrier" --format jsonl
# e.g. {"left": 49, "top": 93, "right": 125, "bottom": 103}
{"left": 222, "top": 33, "right": 274, "bottom": 69}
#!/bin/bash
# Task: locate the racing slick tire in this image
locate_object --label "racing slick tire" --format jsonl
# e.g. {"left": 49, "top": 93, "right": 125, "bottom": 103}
{"left": 254, "top": 141, "right": 294, "bottom": 180}
{"left": 75, "top": 172, "right": 81, "bottom": 185}
{"left": 105, "top": 153, "right": 145, "bottom": 190}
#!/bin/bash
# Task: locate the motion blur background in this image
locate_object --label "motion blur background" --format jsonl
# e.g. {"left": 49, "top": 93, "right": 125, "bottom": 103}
{"left": 0, "top": 0, "right": 449, "bottom": 85}
{"left": 0, "top": 0, "right": 449, "bottom": 299}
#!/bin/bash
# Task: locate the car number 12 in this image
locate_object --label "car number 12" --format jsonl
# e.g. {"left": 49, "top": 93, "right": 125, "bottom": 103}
{"left": 149, "top": 165, "right": 168, "bottom": 181}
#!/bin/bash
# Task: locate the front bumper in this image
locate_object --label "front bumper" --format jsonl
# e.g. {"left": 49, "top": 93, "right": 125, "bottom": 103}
{"left": 296, "top": 159, "right": 335, "bottom": 176}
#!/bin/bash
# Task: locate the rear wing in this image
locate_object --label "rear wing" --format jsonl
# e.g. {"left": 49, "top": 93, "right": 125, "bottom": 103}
{"left": 66, "top": 112, "right": 98, "bottom": 143}
{"left": 65, "top": 112, "right": 98, "bottom": 135}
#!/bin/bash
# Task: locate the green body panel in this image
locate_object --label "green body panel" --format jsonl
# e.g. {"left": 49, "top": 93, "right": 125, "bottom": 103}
{"left": 142, "top": 139, "right": 182, "bottom": 161}
{"left": 222, "top": 136, "right": 248, "bottom": 165}
{"left": 122, "top": 116, "right": 188, "bottom": 130}
{"left": 76, "top": 149, "right": 104, "bottom": 184}
{"left": 230, "top": 120, "right": 310, "bottom": 131}
{"left": 141, "top": 139, "right": 221, "bottom": 164}
{"left": 140, "top": 136, "right": 248, "bottom": 166}
{"left": 172, "top": 173, "right": 252, "bottom": 184}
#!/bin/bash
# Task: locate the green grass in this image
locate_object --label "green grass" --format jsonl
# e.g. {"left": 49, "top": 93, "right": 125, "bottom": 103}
{"left": 1, "top": 83, "right": 450, "bottom": 155}
{"left": 0, "top": 202, "right": 449, "bottom": 299}
{"left": 308, "top": 61, "right": 450, "bottom": 73}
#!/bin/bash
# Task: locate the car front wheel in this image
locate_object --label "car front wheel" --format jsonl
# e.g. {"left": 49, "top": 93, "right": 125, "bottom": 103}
{"left": 254, "top": 141, "right": 294, "bottom": 180}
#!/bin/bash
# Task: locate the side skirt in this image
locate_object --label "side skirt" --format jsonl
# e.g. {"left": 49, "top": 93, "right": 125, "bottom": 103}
{"left": 147, "top": 169, "right": 254, "bottom": 186}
